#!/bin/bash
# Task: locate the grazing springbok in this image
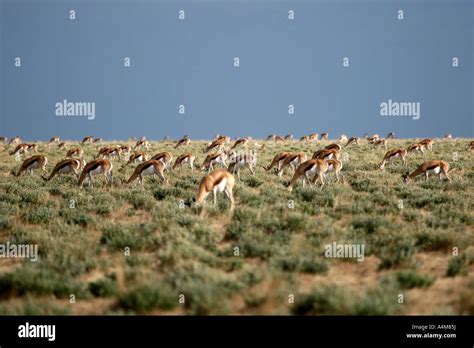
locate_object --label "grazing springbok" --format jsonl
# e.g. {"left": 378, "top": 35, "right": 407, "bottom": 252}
{"left": 201, "top": 152, "right": 227, "bottom": 172}
{"left": 284, "top": 134, "right": 293, "bottom": 141}
{"left": 419, "top": 138, "right": 433, "bottom": 151}
{"left": 320, "top": 133, "right": 329, "bottom": 140}
{"left": 125, "top": 160, "right": 167, "bottom": 185}
{"left": 227, "top": 152, "right": 256, "bottom": 180}
{"left": 77, "top": 159, "right": 113, "bottom": 187}
{"left": 42, "top": 158, "right": 85, "bottom": 181}
{"left": 9, "top": 136, "right": 21, "bottom": 145}
{"left": 312, "top": 148, "right": 341, "bottom": 161}
{"left": 402, "top": 160, "right": 451, "bottom": 183}
{"left": 195, "top": 169, "right": 235, "bottom": 209}
{"left": 48, "top": 136, "right": 60, "bottom": 146}
{"left": 205, "top": 137, "right": 226, "bottom": 153}
{"left": 339, "top": 134, "right": 348, "bottom": 143}
{"left": 126, "top": 152, "right": 149, "bottom": 166}
{"left": 264, "top": 152, "right": 291, "bottom": 173}
{"left": 11, "top": 155, "right": 48, "bottom": 176}
{"left": 134, "top": 139, "right": 150, "bottom": 150}
{"left": 231, "top": 137, "right": 249, "bottom": 149}
{"left": 288, "top": 159, "right": 329, "bottom": 191}
{"left": 66, "top": 147, "right": 84, "bottom": 158}
{"left": 379, "top": 148, "right": 407, "bottom": 170}
{"left": 326, "top": 159, "right": 343, "bottom": 182}
{"left": 173, "top": 153, "right": 195, "bottom": 172}
{"left": 175, "top": 136, "right": 191, "bottom": 149}
{"left": 345, "top": 137, "right": 360, "bottom": 147}
{"left": 278, "top": 152, "right": 307, "bottom": 177}
{"left": 150, "top": 152, "right": 173, "bottom": 170}
{"left": 81, "top": 136, "right": 93, "bottom": 145}
{"left": 387, "top": 132, "right": 395, "bottom": 139}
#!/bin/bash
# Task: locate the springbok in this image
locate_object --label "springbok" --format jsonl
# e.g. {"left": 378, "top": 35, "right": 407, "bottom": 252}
{"left": 42, "top": 158, "right": 85, "bottom": 181}
{"left": 173, "top": 153, "right": 195, "bottom": 172}
{"left": 11, "top": 155, "right": 48, "bottom": 176}
{"left": 288, "top": 159, "right": 329, "bottom": 191}
{"left": 402, "top": 160, "right": 451, "bottom": 183}
{"left": 379, "top": 148, "right": 407, "bottom": 170}
{"left": 77, "top": 159, "right": 113, "bottom": 187}
{"left": 195, "top": 169, "right": 235, "bottom": 209}
{"left": 125, "top": 160, "right": 167, "bottom": 185}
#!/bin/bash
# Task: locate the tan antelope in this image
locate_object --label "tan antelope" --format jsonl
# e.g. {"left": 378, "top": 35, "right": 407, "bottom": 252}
{"left": 126, "top": 152, "right": 149, "bottom": 166}
{"left": 320, "top": 133, "right": 329, "bottom": 140}
{"left": 195, "top": 169, "right": 235, "bottom": 209}
{"left": 201, "top": 152, "right": 227, "bottom": 172}
{"left": 96, "top": 146, "right": 121, "bottom": 160}
{"left": 66, "top": 147, "right": 84, "bottom": 158}
{"left": 379, "top": 148, "right": 407, "bottom": 170}
{"left": 48, "top": 136, "right": 60, "bottom": 146}
{"left": 58, "top": 142, "right": 66, "bottom": 149}
{"left": 345, "top": 137, "right": 360, "bottom": 147}
{"left": 284, "top": 134, "right": 293, "bottom": 141}
{"left": 299, "top": 135, "right": 310, "bottom": 143}
{"left": 205, "top": 138, "right": 226, "bottom": 153}
{"left": 8, "top": 136, "right": 21, "bottom": 145}
{"left": 365, "top": 134, "right": 380, "bottom": 144}
{"left": 175, "top": 136, "right": 190, "bottom": 149}
{"left": 214, "top": 135, "right": 230, "bottom": 143}
{"left": 134, "top": 139, "right": 150, "bottom": 150}
{"left": 42, "top": 158, "right": 85, "bottom": 181}
{"left": 227, "top": 152, "right": 256, "bottom": 180}
{"left": 266, "top": 134, "right": 277, "bottom": 141}
{"left": 419, "top": 138, "right": 433, "bottom": 151}
{"left": 339, "top": 134, "right": 348, "bottom": 143}
{"left": 325, "top": 143, "right": 342, "bottom": 151}
{"left": 231, "top": 137, "right": 249, "bottom": 149}
{"left": 402, "top": 160, "right": 451, "bottom": 183}
{"left": 277, "top": 152, "right": 307, "bottom": 178}
{"left": 150, "top": 152, "right": 173, "bottom": 170}
{"left": 9, "top": 143, "right": 37, "bottom": 156}
{"left": 125, "top": 160, "right": 167, "bottom": 185}
{"left": 93, "top": 137, "right": 103, "bottom": 144}
{"left": 372, "top": 139, "right": 388, "bottom": 149}
{"left": 326, "top": 159, "right": 343, "bottom": 182}
{"left": 11, "top": 155, "right": 48, "bottom": 176}
{"left": 288, "top": 159, "right": 329, "bottom": 191}
{"left": 77, "top": 159, "right": 113, "bottom": 187}
{"left": 264, "top": 152, "right": 291, "bottom": 173}
{"left": 407, "top": 143, "right": 426, "bottom": 154}
{"left": 119, "top": 145, "right": 132, "bottom": 157}
{"left": 312, "top": 148, "right": 341, "bottom": 161}
{"left": 308, "top": 133, "right": 319, "bottom": 142}
{"left": 274, "top": 135, "right": 285, "bottom": 142}
{"left": 173, "top": 153, "right": 195, "bottom": 172}
{"left": 81, "top": 136, "right": 93, "bottom": 144}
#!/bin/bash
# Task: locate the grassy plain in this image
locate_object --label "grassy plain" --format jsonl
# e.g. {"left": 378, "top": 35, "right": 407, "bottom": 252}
{"left": 0, "top": 138, "right": 473, "bottom": 315}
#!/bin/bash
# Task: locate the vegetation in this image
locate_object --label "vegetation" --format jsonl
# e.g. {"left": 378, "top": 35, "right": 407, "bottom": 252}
{"left": 0, "top": 138, "right": 472, "bottom": 314}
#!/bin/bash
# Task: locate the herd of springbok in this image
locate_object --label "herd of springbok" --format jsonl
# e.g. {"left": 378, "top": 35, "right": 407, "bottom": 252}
{"left": 2, "top": 133, "right": 472, "bottom": 210}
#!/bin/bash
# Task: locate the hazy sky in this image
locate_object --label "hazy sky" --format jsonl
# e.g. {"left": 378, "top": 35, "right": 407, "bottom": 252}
{"left": 1, "top": 0, "right": 472, "bottom": 140}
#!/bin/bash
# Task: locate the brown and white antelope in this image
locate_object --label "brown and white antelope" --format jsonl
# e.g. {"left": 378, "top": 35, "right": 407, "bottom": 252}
{"left": 175, "top": 136, "right": 190, "bottom": 149}
{"left": 387, "top": 132, "right": 395, "bottom": 139}
{"left": 172, "top": 153, "right": 195, "bottom": 172}
{"left": 201, "top": 152, "right": 227, "bottom": 172}
{"left": 345, "top": 137, "right": 360, "bottom": 147}
{"left": 419, "top": 138, "right": 433, "bottom": 151}
{"left": 264, "top": 152, "right": 291, "bottom": 173}
{"left": 81, "top": 136, "right": 93, "bottom": 145}
{"left": 284, "top": 134, "right": 293, "bottom": 141}
{"left": 407, "top": 143, "right": 426, "bottom": 154}
{"left": 58, "top": 142, "right": 66, "bottom": 149}
{"left": 312, "top": 148, "right": 341, "bottom": 161}
{"left": 9, "top": 143, "right": 37, "bottom": 156}
{"left": 277, "top": 152, "right": 307, "bottom": 177}
{"left": 195, "top": 169, "right": 235, "bottom": 209}
{"left": 231, "top": 137, "right": 249, "bottom": 149}
{"left": 134, "top": 139, "right": 150, "bottom": 150}
{"left": 325, "top": 143, "right": 342, "bottom": 151}
{"left": 379, "top": 148, "right": 407, "bottom": 170}
{"left": 93, "top": 137, "right": 103, "bottom": 144}
{"left": 126, "top": 152, "right": 149, "bottom": 166}
{"left": 205, "top": 137, "right": 226, "bottom": 153}
{"left": 150, "top": 152, "right": 173, "bottom": 170}
{"left": 299, "top": 135, "right": 310, "bottom": 143}
{"left": 48, "top": 136, "right": 60, "bottom": 146}
{"left": 42, "top": 158, "right": 85, "bottom": 181}
{"left": 77, "top": 159, "right": 113, "bottom": 187}
{"left": 124, "top": 160, "right": 167, "bottom": 185}
{"left": 8, "top": 136, "right": 21, "bottom": 145}
{"left": 326, "top": 159, "right": 343, "bottom": 182}
{"left": 288, "top": 159, "right": 329, "bottom": 191}
{"left": 320, "top": 133, "right": 329, "bottom": 140}
{"left": 308, "top": 133, "right": 319, "bottom": 142}
{"left": 66, "top": 147, "right": 84, "bottom": 158}
{"left": 372, "top": 138, "right": 388, "bottom": 149}
{"left": 339, "top": 134, "right": 348, "bottom": 143}
{"left": 227, "top": 151, "right": 256, "bottom": 180}
{"left": 402, "top": 160, "right": 451, "bottom": 183}
{"left": 11, "top": 155, "right": 48, "bottom": 176}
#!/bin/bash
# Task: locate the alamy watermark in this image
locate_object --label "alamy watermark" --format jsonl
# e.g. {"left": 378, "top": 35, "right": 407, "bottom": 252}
{"left": 380, "top": 99, "right": 420, "bottom": 120}
{"left": 0, "top": 242, "right": 38, "bottom": 262}
{"left": 55, "top": 99, "right": 95, "bottom": 120}
{"left": 324, "top": 242, "right": 365, "bottom": 262}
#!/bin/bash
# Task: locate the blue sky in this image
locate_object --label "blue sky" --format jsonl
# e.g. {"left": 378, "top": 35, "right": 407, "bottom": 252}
{"left": 1, "top": 0, "right": 472, "bottom": 140}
